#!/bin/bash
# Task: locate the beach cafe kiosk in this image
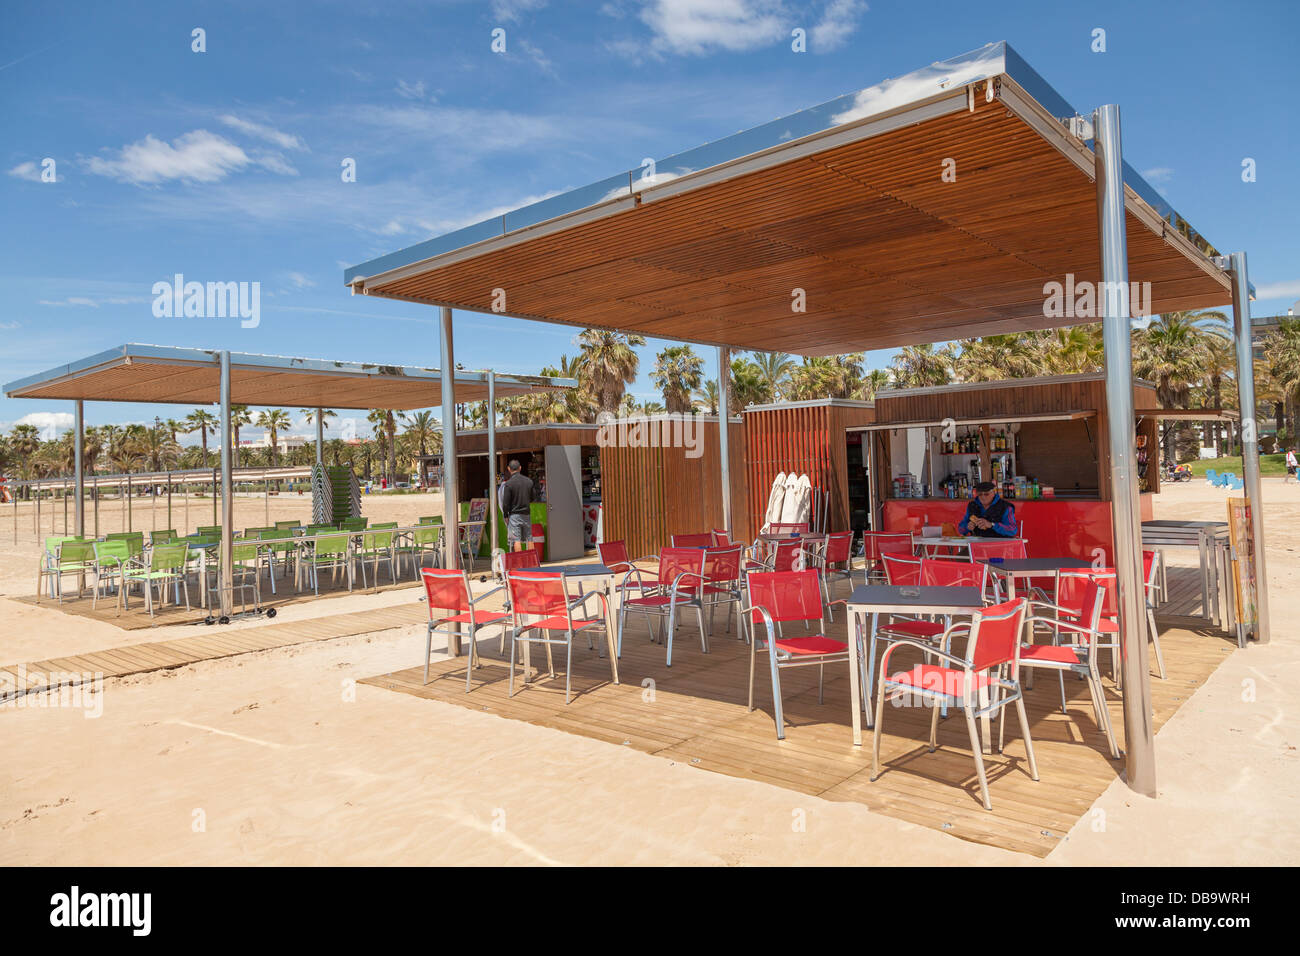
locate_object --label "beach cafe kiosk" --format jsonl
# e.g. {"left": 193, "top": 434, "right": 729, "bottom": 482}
{"left": 341, "top": 41, "right": 1270, "bottom": 797}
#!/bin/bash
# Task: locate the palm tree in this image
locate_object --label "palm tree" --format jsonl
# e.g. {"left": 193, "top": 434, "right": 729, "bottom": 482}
{"left": 890, "top": 344, "right": 954, "bottom": 387}
{"left": 184, "top": 409, "right": 219, "bottom": 468}
{"left": 1133, "top": 312, "right": 1215, "bottom": 462}
{"left": 230, "top": 405, "right": 253, "bottom": 467}
{"left": 577, "top": 329, "right": 646, "bottom": 413}
{"left": 139, "top": 426, "right": 181, "bottom": 471}
{"left": 255, "top": 409, "right": 292, "bottom": 466}
{"left": 651, "top": 345, "right": 704, "bottom": 414}
{"left": 107, "top": 428, "right": 142, "bottom": 474}
{"left": 366, "top": 409, "right": 397, "bottom": 483}
{"left": 401, "top": 410, "right": 438, "bottom": 460}
{"left": 164, "top": 418, "right": 185, "bottom": 445}
{"left": 693, "top": 380, "right": 719, "bottom": 415}
{"left": 729, "top": 357, "right": 771, "bottom": 411}
{"left": 954, "top": 335, "right": 1040, "bottom": 381}
{"left": 1031, "top": 325, "right": 1104, "bottom": 375}
{"left": 750, "top": 351, "right": 795, "bottom": 401}
{"left": 855, "top": 368, "right": 892, "bottom": 401}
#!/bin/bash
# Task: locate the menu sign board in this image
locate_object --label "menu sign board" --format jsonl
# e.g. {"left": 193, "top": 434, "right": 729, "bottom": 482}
{"left": 1226, "top": 497, "right": 1258, "bottom": 640}
{"left": 464, "top": 497, "right": 488, "bottom": 555}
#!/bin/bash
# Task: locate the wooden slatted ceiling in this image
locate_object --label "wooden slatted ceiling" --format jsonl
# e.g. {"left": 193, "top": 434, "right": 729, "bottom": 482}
{"left": 371, "top": 99, "right": 1230, "bottom": 355}
{"left": 13, "top": 358, "right": 538, "bottom": 409}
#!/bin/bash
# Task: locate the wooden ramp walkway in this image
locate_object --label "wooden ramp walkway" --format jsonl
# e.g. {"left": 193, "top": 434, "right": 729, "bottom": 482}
{"left": 362, "top": 610, "right": 1238, "bottom": 857}
{"left": 1, "top": 602, "right": 425, "bottom": 701}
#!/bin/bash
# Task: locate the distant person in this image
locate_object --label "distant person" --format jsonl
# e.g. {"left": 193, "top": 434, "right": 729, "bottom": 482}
{"left": 499, "top": 460, "right": 535, "bottom": 553}
{"left": 1287, "top": 448, "right": 1297, "bottom": 482}
{"left": 958, "top": 481, "right": 1018, "bottom": 538}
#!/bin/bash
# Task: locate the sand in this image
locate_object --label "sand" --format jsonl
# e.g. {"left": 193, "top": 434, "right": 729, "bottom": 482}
{"left": 1, "top": 481, "right": 1297, "bottom": 865}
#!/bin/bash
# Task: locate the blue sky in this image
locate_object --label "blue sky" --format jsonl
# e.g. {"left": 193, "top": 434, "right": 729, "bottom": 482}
{"left": 3, "top": 0, "right": 1297, "bottom": 443}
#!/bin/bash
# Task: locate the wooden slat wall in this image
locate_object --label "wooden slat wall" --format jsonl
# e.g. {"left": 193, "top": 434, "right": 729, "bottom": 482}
{"left": 600, "top": 419, "right": 748, "bottom": 556}
{"left": 746, "top": 405, "right": 864, "bottom": 535}
{"left": 455, "top": 426, "right": 597, "bottom": 456}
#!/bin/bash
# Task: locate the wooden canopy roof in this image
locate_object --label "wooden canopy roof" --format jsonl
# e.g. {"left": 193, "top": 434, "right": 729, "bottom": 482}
{"left": 345, "top": 42, "right": 1233, "bottom": 356}
{"left": 3, "top": 344, "right": 575, "bottom": 410}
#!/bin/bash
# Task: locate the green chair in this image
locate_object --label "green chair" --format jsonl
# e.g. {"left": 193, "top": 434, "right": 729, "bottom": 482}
{"left": 400, "top": 523, "right": 444, "bottom": 577}
{"left": 208, "top": 542, "right": 262, "bottom": 612}
{"left": 37, "top": 536, "right": 82, "bottom": 602}
{"left": 417, "top": 516, "right": 442, "bottom": 525}
{"left": 341, "top": 516, "right": 368, "bottom": 532}
{"left": 122, "top": 543, "right": 191, "bottom": 617}
{"left": 244, "top": 526, "right": 274, "bottom": 538}
{"left": 358, "top": 524, "right": 398, "bottom": 587}
{"left": 197, "top": 525, "right": 221, "bottom": 536}
{"left": 150, "top": 529, "right": 178, "bottom": 545}
{"left": 92, "top": 540, "right": 132, "bottom": 614}
{"left": 106, "top": 531, "right": 146, "bottom": 559}
{"left": 38, "top": 538, "right": 95, "bottom": 603}
{"left": 258, "top": 529, "right": 298, "bottom": 594}
{"left": 274, "top": 520, "right": 302, "bottom": 530}
{"left": 304, "top": 532, "right": 353, "bottom": 594}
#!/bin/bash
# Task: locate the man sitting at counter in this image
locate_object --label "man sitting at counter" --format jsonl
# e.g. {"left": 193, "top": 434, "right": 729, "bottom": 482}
{"left": 958, "top": 481, "right": 1019, "bottom": 537}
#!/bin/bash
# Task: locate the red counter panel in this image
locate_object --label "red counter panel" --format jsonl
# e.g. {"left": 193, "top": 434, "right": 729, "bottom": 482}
{"left": 882, "top": 496, "right": 1155, "bottom": 563}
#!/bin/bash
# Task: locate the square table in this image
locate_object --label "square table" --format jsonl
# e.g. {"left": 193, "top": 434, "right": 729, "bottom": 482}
{"left": 1141, "top": 520, "right": 1232, "bottom": 629}
{"left": 845, "top": 584, "right": 986, "bottom": 746}
{"left": 534, "top": 563, "right": 621, "bottom": 684}
{"left": 978, "top": 557, "right": 1093, "bottom": 599}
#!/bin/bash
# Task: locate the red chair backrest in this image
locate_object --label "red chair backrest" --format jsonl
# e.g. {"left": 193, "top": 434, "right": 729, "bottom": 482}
{"left": 770, "top": 539, "right": 804, "bottom": 572}
{"left": 658, "top": 547, "right": 705, "bottom": 590}
{"left": 703, "top": 545, "right": 742, "bottom": 583}
{"left": 920, "top": 558, "right": 988, "bottom": 593}
{"left": 422, "top": 568, "right": 470, "bottom": 615}
{"left": 747, "top": 570, "right": 824, "bottom": 625}
{"left": 969, "top": 539, "right": 1027, "bottom": 561}
{"left": 712, "top": 529, "right": 730, "bottom": 546}
{"left": 502, "top": 550, "right": 541, "bottom": 572}
{"left": 507, "top": 571, "right": 568, "bottom": 618}
{"left": 823, "top": 531, "right": 853, "bottom": 564}
{"left": 598, "top": 540, "right": 631, "bottom": 569}
{"left": 671, "top": 533, "right": 714, "bottom": 548}
{"left": 1058, "top": 569, "right": 1117, "bottom": 618}
{"left": 968, "top": 598, "right": 1026, "bottom": 672}
{"left": 1142, "top": 550, "right": 1159, "bottom": 588}
{"left": 882, "top": 553, "right": 921, "bottom": 586}
{"left": 769, "top": 522, "right": 809, "bottom": 535}
{"left": 864, "top": 532, "right": 913, "bottom": 561}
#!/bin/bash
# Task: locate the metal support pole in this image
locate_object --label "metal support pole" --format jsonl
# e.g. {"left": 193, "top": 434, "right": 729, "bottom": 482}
{"left": 94, "top": 478, "right": 99, "bottom": 538}
{"left": 219, "top": 352, "right": 234, "bottom": 619}
{"left": 440, "top": 307, "right": 462, "bottom": 655}
{"left": 1095, "top": 103, "right": 1156, "bottom": 797}
{"left": 167, "top": 472, "right": 172, "bottom": 530}
{"left": 1228, "top": 251, "right": 1271, "bottom": 643}
{"left": 487, "top": 371, "right": 499, "bottom": 557}
{"left": 717, "top": 345, "right": 732, "bottom": 536}
{"left": 126, "top": 475, "right": 132, "bottom": 532}
{"left": 316, "top": 408, "right": 324, "bottom": 470}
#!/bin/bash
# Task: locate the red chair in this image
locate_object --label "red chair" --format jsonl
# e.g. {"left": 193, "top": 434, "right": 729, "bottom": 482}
{"left": 597, "top": 539, "right": 658, "bottom": 590}
{"left": 863, "top": 532, "right": 914, "bottom": 581}
{"left": 671, "top": 533, "right": 714, "bottom": 548}
{"left": 420, "top": 568, "right": 509, "bottom": 690}
{"left": 530, "top": 522, "right": 546, "bottom": 562}
{"left": 968, "top": 539, "right": 1028, "bottom": 562}
{"left": 617, "top": 547, "right": 708, "bottom": 666}
{"left": 1142, "top": 550, "right": 1167, "bottom": 680}
{"left": 1021, "top": 580, "right": 1120, "bottom": 758}
{"left": 810, "top": 531, "right": 856, "bottom": 611}
{"left": 881, "top": 553, "right": 921, "bottom": 586}
{"left": 501, "top": 549, "right": 541, "bottom": 572}
{"left": 506, "top": 570, "right": 611, "bottom": 704}
{"left": 871, "top": 598, "right": 1038, "bottom": 810}
{"left": 701, "top": 544, "right": 744, "bottom": 635}
{"left": 745, "top": 570, "right": 850, "bottom": 739}
{"left": 711, "top": 528, "right": 730, "bottom": 546}
{"left": 768, "top": 521, "right": 809, "bottom": 535}
{"left": 1042, "top": 569, "right": 1120, "bottom": 685}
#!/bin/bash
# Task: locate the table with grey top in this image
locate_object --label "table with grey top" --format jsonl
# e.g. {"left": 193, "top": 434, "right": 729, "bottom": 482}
{"left": 845, "top": 584, "right": 986, "bottom": 746}
{"left": 1140, "top": 519, "right": 1233, "bottom": 630}
{"left": 977, "top": 557, "right": 1094, "bottom": 599}
{"left": 522, "top": 563, "right": 620, "bottom": 684}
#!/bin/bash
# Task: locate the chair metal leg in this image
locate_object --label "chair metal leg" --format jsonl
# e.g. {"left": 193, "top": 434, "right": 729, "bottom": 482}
{"left": 1015, "top": 692, "right": 1039, "bottom": 781}
{"left": 695, "top": 605, "right": 708, "bottom": 653}
{"left": 870, "top": 674, "right": 887, "bottom": 780}
{"left": 928, "top": 697, "right": 942, "bottom": 751}
{"left": 768, "top": 647, "right": 785, "bottom": 739}
{"left": 564, "top": 632, "right": 573, "bottom": 704}
{"left": 747, "top": 620, "right": 757, "bottom": 712}
{"left": 964, "top": 702, "right": 992, "bottom": 810}
{"left": 1147, "top": 605, "right": 1166, "bottom": 679}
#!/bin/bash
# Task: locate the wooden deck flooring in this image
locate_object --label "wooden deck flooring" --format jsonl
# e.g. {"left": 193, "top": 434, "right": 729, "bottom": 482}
{"left": 1, "top": 602, "right": 426, "bottom": 701}
{"left": 361, "top": 598, "right": 1239, "bottom": 857}
{"left": 14, "top": 569, "right": 423, "bottom": 630}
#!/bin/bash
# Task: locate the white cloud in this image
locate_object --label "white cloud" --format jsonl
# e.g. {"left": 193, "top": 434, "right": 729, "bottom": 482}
{"left": 638, "top": 0, "right": 788, "bottom": 56}
{"left": 7, "top": 161, "right": 49, "bottom": 182}
{"left": 491, "top": 0, "right": 547, "bottom": 23}
{"left": 251, "top": 151, "right": 300, "bottom": 176}
{"left": 810, "top": 0, "right": 867, "bottom": 52}
{"left": 37, "top": 294, "right": 148, "bottom": 307}
{"left": 0, "top": 320, "right": 18, "bottom": 329}
{"left": 517, "top": 38, "right": 555, "bottom": 75}
{"left": 15, "top": 411, "right": 74, "bottom": 439}
{"left": 287, "top": 272, "right": 316, "bottom": 289}
{"left": 395, "top": 79, "right": 430, "bottom": 100}
{"left": 1142, "top": 166, "right": 1174, "bottom": 184}
{"left": 218, "top": 114, "right": 307, "bottom": 151}
{"left": 1255, "top": 279, "right": 1300, "bottom": 300}
{"left": 83, "top": 130, "right": 254, "bottom": 184}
